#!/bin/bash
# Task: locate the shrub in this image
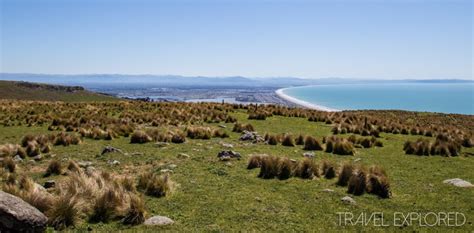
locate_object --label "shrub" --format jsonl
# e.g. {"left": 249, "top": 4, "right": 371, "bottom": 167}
{"left": 122, "top": 194, "right": 146, "bottom": 225}
{"left": 90, "top": 189, "right": 122, "bottom": 223}
{"left": 277, "top": 158, "right": 293, "bottom": 180}
{"left": 21, "top": 134, "right": 36, "bottom": 147}
{"left": 47, "top": 196, "right": 79, "bottom": 230}
{"left": 130, "top": 130, "right": 152, "bottom": 144}
{"left": 295, "top": 135, "right": 305, "bottom": 145}
{"left": 347, "top": 168, "right": 367, "bottom": 196}
{"left": 232, "top": 123, "right": 255, "bottom": 133}
{"left": 281, "top": 135, "right": 295, "bottom": 147}
{"left": 2, "top": 157, "right": 16, "bottom": 173}
{"left": 171, "top": 132, "right": 186, "bottom": 144}
{"left": 212, "top": 129, "right": 229, "bottom": 138}
{"left": 44, "top": 160, "right": 63, "bottom": 177}
{"left": 333, "top": 140, "right": 355, "bottom": 155}
{"left": 267, "top": 135, "right": 278, "bottom": 145}
{"left": 247, "top": 154, "right": 264, "bottom": 169}
{"left": 321, "top": 161, "right": 336, "bottom": 179}
{"left": 138, "top": 172, "right": 173, "bottom": 197}
{"left": 367, "top": 174, "right": 391, "bottom": 198}
{"left": 187, "top": 127, "right": 212, "bottom": 139}
{"left": 67, "top": 161, "right": 81, "bottom": 174}
{"left": 294, "top": 158, "right": 319, "bottom": 179}
{"left": 258, "top": 156, "right": 280, "bottom": 179}
{"left": 337, "top": 163, "right": 354, "bottom": 186}
{"left": 26, "top": 141, "right": 40, "bottom": 157}
{"left": 303, "top": 136, "right": 323, "bottom": 151}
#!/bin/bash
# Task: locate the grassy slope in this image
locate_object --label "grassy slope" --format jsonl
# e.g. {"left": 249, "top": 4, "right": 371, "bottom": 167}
{"left": 0, "top": 80, "right": 118, "bottom": 102}
{"left": 1, "top": 112, "right": 473, "bottom": 231}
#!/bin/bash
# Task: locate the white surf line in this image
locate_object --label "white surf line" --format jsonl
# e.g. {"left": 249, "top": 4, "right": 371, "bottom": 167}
{"left": 275, "top": 87, "right": 340, "bottom": 112}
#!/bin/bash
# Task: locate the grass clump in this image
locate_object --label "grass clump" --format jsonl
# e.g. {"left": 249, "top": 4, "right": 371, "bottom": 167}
{"left": 138, "top": 172, "right": 173, "bottom": 198}
{"left": 336, "top": 163, "right": 354, "bottom": 186}
{"left": 44, "top": 160, "right": 63, "bottom": 177}
{"left": 130, "top": 130, "right": 152, "bottom": 144}
{"left": 303, "top": 136, "right": 323, "bottom": 151}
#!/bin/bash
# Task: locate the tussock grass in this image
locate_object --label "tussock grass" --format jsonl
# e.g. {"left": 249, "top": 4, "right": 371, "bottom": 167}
{"left": 130, "top": 130, "right": 152, "bottom": 144}
{"left": 337, "top": 163, "right": 354, "bottom": 186}
{"left": 281, "top": 134, "right": 295, "bottom": 147}
{"left": 138, "top": 172, "right": 174, "bottom": 198}
{"left": 44, "top": 160, "right": 63, "bottom": 177}
{"left": 303, "top": 136, "right": 323, "bottom": 151}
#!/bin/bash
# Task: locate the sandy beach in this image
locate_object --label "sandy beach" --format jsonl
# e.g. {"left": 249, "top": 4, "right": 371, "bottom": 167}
{"left": 275, "top": 87, "right": 339, "bottom": 112}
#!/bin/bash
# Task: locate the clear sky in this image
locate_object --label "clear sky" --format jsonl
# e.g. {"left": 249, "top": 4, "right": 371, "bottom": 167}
{"left": 0, "top": 0, "right": 472, "bottom": 79}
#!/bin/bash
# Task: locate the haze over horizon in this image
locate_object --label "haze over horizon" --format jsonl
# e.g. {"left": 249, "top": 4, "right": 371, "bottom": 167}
{"left": 1, "top": 0, "right": 472, "bottom": 80}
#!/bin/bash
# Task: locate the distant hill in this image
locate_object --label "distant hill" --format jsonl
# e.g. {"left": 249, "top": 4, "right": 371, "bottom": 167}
{"left": 0, "top": 80, "right": 118, "bottom": 102}
{"left": 1, "top": 73, "right": 472, "bottom": 89}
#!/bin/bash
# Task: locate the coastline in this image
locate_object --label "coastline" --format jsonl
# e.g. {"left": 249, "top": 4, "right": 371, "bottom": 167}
{"left": 275, "top": 87, "right": 339, "bottom": 112}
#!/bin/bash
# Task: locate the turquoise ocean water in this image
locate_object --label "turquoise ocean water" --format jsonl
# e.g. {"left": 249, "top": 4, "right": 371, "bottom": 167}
{"left": 281, "top": 83, "right": 474, "bottom": 115}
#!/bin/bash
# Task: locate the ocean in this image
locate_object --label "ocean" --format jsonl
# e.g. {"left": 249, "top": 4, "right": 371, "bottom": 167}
{"left": 280, "top": 83, "right": 474, "bottom": 115}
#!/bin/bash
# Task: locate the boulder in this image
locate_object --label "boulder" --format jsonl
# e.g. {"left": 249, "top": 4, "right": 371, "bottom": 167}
{"left": 341, "top": 196, "right": 356, "bottom": 205}
{"left": 0, "top": 191, "right": 48, "bottom": 232}
{"left": 13, "top": 155, "right": 23, "bottom": 163}
{"left": 144, "top": 215, "right": 174, "bottom": 226}
{"left": 443, "top": 178, "right": 474, "bottom": 188}
{"left": 303, "top": 152, "right": 315, "bottom": 158}
{"left": 239, "top": 131, "right": 264, "bottom": 143}
{"left": 101, "top": 146, "right": 123, "bottom": 155}
{"left": 217, "top": 151, "right": 241, "bottom": 161}
{"left": 43, "top": 180, "right": 55, "bottom": 189}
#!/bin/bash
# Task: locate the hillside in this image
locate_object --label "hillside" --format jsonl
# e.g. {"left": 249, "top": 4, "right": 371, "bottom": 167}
{"left": 0, "top": 101, "right": 473, "bottom": 231}
{"left": 0, "top": 80, "right": 118, "bottom": 102}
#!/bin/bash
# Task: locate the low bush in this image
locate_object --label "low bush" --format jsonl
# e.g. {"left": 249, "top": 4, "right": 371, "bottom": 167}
{"left": 130, "top": 130, "right": 152, "bottom": 144}
{"left": 303, "top": 136, "right": 323, "bottom": 151}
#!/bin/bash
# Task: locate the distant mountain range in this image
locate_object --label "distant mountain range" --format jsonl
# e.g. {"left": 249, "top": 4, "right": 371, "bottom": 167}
{"left": 0, "top": 73, "right": 472, "bottom": 88}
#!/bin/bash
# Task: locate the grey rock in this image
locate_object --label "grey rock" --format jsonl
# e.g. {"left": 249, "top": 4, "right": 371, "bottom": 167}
{"left": 167, "top": 164, "right": 177, "bottom": 169}
{"left": 107, "top": 160, "right": 120, "bottom": 166}
{"left": 303, "top": 152, "right": 315, "bottom": 158}
{"left": 218, "top": 124, "right": 227, "bottom": 128}
{"left": 32, "top": 155, "right": 42, "bottom": 161}
{"left": 101, "top": 146, "right": 123, "bottom": 155}
{"left": 144, "top": 215, "right": 174, "bottom": 226}
{"left": 160, "top": 169, "right": 173, "bottom": 174}
{"left": 217, "top": 150, "right": 241, "bottom": 160}
{"left": 341, "top": 196, "right": 356, "bottom": 205}
{"left": 323, "top": 189, "right": 334, "bottom": 193}
{"left": 220, "top": 143, "right": 234, "bottom": 149}
{"left": 354, "top": 158, "right": 362, "bottom": 162}
{"left": 13, "top": 155, "right": 23, "bottom": 163}
{"left": 177, "top": 153, "right": 190, "bottom": 159}
{"left": 239, "top": 131, "right": 264, "bottom": 143}
{"left": 85, "top": 166, "right": 96, "bottom": 176}
{"left": 443, "top": 178, "right": 474, "bottom": 188}
{"left": 78, "top": 161, "right": 93, "bottom": 168}
{"left": 43, "top": 180, "right": 55, "bottom": 189}
{"left": 0, "top": 191, "right": 48, "bottom": 232}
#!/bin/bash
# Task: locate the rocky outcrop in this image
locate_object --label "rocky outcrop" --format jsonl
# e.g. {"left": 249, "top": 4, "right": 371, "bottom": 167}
{"left": 0, "top": 191, "right": 48, "bottom": 232}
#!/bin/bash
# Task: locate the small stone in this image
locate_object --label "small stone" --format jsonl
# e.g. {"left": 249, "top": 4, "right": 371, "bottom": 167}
{"left": 220, "top": 143, "right": 234, "bottom": 149}
{"left": 32, "top": 155, "right": 42, "bottom": 161}
{"left": 303, "top": 152, "right": 315, "bottom": 158}
{"left": 155, "top": 142, "right": 170, "bottom": 148}
{"left": 160, "top": 169, "right": 173, "bottom": 174}
{"left": 341, "top": 196, "right": 356, "bottom": 205}
{"left": 107, "top": 160, "right": 120, "bottom": 166}
{"left": 101, "top": 146, "right": 123, "bottom": 155}
{"left": 225, "top": 162, "right": 233, "bottom": 167}
{"left": 43, "top": 180, "right": 56, "bottom": 189}
{"left": 85, "top": 166, "right": 96, "bottom": 176}
{"left": 13, "top": 155, "right": 23, "bottom": 162}
{"left": 78, "top": 161, "right": 93, "bottom": 168}
{"left": 168, "top": 164, "right": 177, "bottom": 169}
{"left": 177, "top": 153, "right": 190, "bottom": 159}
{"left": 217, "top": 150, "right": 241, "bottom": 160}
{"left": 323, "top": 189, "right": 334, "bottom": 193}
{"left": 443, "top": 178, "right": 474, "bottom": 188}
{"left": 144, "top": 216, "right": 174, "bottom": 226}
{"left": 290, "top": 159, "right": 297, "bottom": 163}
{"left": 354, "top": 158, "right": 362, "bottom": 162}
{"left": 218, "top": 124, "right": 227, "bottom": 128}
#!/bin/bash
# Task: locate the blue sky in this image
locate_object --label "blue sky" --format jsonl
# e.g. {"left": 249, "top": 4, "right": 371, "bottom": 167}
{"left": 0, "top": 0, "right": 472, "bottom": 79}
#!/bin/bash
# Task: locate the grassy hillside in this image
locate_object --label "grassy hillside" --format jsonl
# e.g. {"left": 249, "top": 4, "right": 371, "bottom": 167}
{"left": 0, "top": 101, "right": 473, "bottom": 232}
{"left": 0, "top": 80, "right": 118, "bottom": 102}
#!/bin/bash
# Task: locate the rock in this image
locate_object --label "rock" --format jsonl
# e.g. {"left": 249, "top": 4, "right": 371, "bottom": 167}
{"left": 323, "top": 189, "right": 334, "bottom": 193}
{"left": 290, "top": 159, "right": 297, "bottom": 163}
{"left": 155, "top": 142, "right": 170, "bottom": 148}
{"left": 217, "top": 150, "right": 241, "bottom": 160}
{"left": 239, "top": 131, "right": 264, "bottom": 143}
{"left": 78, "top": 161, "right": 93, "bottom": 168}
{"left": 101, "top": 146, "right": 123, "bottom": 155}
{"left": 443, "top": 178, "right": 474, "bottom": 188}
{"left": 107, "top": 160, "right": 120, "bottom": 166}
{"left": 144, "top": 215, "right": 174, "bottom": 226}
{"left": 32, "top": 155, "right": 42, "bottom": 161}
{"left": 341, "top": 196, "right": 356, "bottom": 205}
{"left": 0, "top": 191, "right": 48, "bottom": 232}
{"left": 160, "top": 169, "right": 173, "bottom": 174}
{"left": 43, "top": 180, "right": 55, "bottom": 189}
{"left": 167, "top": 164, "right": 177, "bottom": 169}
{"left": 220, "top": 143, "right": 234, "bottom": 149}
{"left": 13, "top": 155, "right": 23, "bottom": 163}
{"left": 218, "top": 124, "right": 227, "bottom": 128}
{"left": 303, "top": 152, "right": 315, "bottom": 158}
{"left": 354, "top": 158, "right": 362, "bottom": 162}
{"left": 177, "top": 153, "right": 190, "bottom": 159}
{"left": 85, "top": 166, "right": 96, "bottom": 176}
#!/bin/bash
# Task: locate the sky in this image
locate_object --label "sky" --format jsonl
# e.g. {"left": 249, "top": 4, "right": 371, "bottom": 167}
{"left": 0, "top": 0, "right": 472, "bottom": 79}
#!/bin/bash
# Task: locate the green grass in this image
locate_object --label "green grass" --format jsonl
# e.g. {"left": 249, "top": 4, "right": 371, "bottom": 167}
{"left": 1, "top": 112, "right": 473, "bottom": 232}
{"left": 0, "top": 80, "right": 118, "bottom": 102}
